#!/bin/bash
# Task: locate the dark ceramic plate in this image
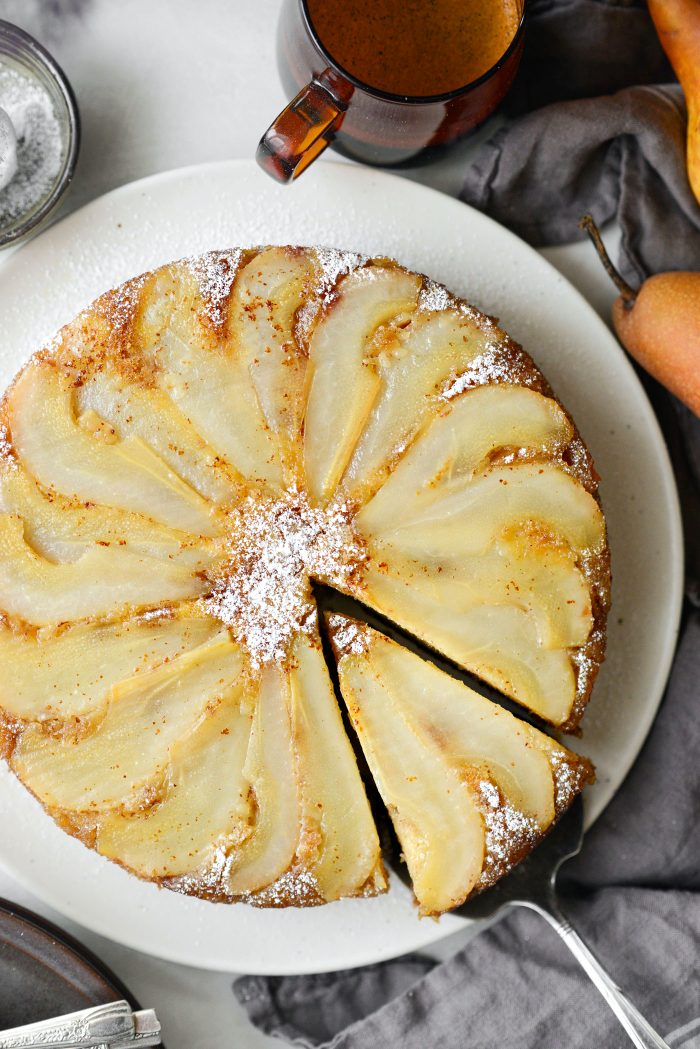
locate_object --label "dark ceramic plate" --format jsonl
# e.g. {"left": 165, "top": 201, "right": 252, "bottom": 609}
{"left": 0, "top": 896, "right": 147, "bottom": 1034}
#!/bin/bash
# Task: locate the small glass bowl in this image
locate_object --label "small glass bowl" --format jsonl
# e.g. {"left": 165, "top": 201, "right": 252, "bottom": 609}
{"left": 0, "top": 19, "right": 80, "bottom": 249}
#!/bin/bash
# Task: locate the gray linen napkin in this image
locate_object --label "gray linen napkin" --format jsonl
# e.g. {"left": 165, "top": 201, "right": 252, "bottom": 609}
{"left": 503, "top": 0, "right": 674, "bottom": 115}
{"left": 463, "top": 0, "right": 700, "bottom": 284}
{"left": 462, "top": 83, "right": 700, "bottom": 286}
{"left": 235, "top": 2, "right": 700, "bottom": 1045}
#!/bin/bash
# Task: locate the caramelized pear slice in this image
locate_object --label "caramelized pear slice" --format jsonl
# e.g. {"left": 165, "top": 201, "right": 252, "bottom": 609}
{"left": 369, "top": 536, "right": 592, "bottom": 650}
{"left": 232, "top": 247, "right": 315, "bottom": 480}
{"left": 142, "top": 267, "right": 283, "bottom": 490}
{"left": 289, "top": 631, "right": 386, "bottom": 901}
{"left": 352, "top": 384, "right": 573, "bottom": 517}
{"left": 352, "top": 397, "right": 604, "bottom": 726}
{"left": 224, "top": 665, "right": 299, "bottom": 895}
{"left": 342, "top": 317, "right": 537, "bottom": 502}
{"left": 0, "top": 607, "right": 220, "bottom": 721}
{"left": 328, "top": 620, "right": 484, "bottom": 914}
{"left": 360, "top": 568, "right": 577, "bottom": 725}
{"left": 12, "top": 634, "right": 243, "bottom": 813}
{"left": 7, "top": 363, "right": 217, "bottom": 536}
{"left": 369, "top": 635, "right": 568, "bottom": 827}
{"left": 360, "top": 463, "right": 605, "bottom": 559}
{"left": 303, "top": 266, "right": 421, "bottom": 505}
{"left": 97, "top": 692, "right": 253, "bottom": 880}
{"left": 76, "top": 366, "right": 239, "bottom": 505}
{"left": 0, "top": 463, "right": 219, "bottom": 567}
{"left": 328, "top": 617, "right": 593, "bottom": 914}
{"left": 0, "top": 514, "right": 209, "bottom": 626}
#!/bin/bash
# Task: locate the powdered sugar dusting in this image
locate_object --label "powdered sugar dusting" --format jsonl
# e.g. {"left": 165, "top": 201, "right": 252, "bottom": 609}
{"left": 241, "top": 865, "right": 321, "bottom": 908}
{"left": 173, "top": 848, "right": 322, "bottom": 907}
{"left": 42, "top": 328, "right": 64, "bottom": 356}
{"left": 328, "top": 614, "right": 372, "bottom": 658}
{"left": 134, "top": 605, "right": 175, "bottom": 625}
{"left": 171, "top": 843, "right": 233, "bottom": 899}
{"left": 203, "top": 490, "right": 367, "bottom": 669}
{"left": 418, "top": 279, "right": 498, "bottom": 328}
{"left": 418, "top": 278, "right": 452, "bottom": 313}
{"left": 187, "top": 248, "right": 243, "bottom": 327}
{"left": 0, "top": 424, "right": 16, "bottom": 470}
{"left": 294, "top": 247, "right": 368, "bottom": 343}
{"left": 314, "top": 247, "right": 367, "bottom": 301}
{"left": 563, "top": 435, "right": 595, "bottom": 490}
{"left": 477, "top": 779, "right": 540, "bottom": 887}
{"left": 571, "top": 625, "right": 605, "bottom": 709}
{"left": 293, "top": 302, "right": 316, "bottom": 345}
{"left": 441, "top": 343, "right": 537, "bottom": 399}
{"left": 548, "top": 750, "right": 582, "bottom": 814}
{"left": 97, "top": 273, "right": 148, "bottom": 342}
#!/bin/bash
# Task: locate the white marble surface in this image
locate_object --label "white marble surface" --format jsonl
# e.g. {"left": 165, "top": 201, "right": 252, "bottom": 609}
{"left": 0, "top": 2, "right": 620, "bottom": 1046}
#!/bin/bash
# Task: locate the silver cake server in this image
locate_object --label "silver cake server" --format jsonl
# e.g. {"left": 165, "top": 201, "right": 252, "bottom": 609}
{"left": 390, "top": 796, "right": 671, "bottom": 1049}
{"left": 454, "top": 797, "right": 671, "bottom": 1049}
{"left": 0, "top": 999, "right": 161, "bottom": 1049}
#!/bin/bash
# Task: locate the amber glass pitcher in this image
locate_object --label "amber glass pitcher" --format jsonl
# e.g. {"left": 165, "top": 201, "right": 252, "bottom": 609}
{"left": 257, "top": 0, "right": 525, "bottom": 183}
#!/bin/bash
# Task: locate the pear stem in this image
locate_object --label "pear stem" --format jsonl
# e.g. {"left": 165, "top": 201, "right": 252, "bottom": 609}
{"left": 578, "top": 215, "right": 637, "bottom": 305}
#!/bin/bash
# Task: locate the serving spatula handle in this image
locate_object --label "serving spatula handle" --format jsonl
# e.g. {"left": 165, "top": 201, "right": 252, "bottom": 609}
{"left": 526, "top": 901, "right": 672, "bottom": 1049}
{"left": 0, "top": 999, "right": 161, "bottom": 1049}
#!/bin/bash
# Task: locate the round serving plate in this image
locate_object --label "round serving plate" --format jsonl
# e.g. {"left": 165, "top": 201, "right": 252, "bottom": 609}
{"left": 0, "top": 897, "right": 142, "bottom": 1031}
{"left": 0, "top": 159, "right": 683, "bottom": 974}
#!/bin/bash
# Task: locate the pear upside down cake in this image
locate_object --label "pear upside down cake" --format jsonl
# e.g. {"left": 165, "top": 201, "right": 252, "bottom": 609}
{"left": 0, "top": 247, "right": 609, "bottom": 915}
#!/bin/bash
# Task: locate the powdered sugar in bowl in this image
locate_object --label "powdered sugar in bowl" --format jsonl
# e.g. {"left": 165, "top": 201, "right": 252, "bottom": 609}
{"left": 0, "top": 19, "right": 79, "bottom": 249}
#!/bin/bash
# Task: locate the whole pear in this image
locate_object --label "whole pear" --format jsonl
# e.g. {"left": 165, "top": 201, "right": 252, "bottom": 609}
{"left": 648, "top": 0, "right": 700, "bottom": 205}
{"left": 581, "top": 216, "right": 700, "bottom": 416}
{"left": 613, "top": 271, "right": 700, "bottom": 415}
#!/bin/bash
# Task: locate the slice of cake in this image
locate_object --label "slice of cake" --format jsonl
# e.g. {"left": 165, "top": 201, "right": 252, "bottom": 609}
{"left": 327, "top": 614, "right": 594, "bottom": 916}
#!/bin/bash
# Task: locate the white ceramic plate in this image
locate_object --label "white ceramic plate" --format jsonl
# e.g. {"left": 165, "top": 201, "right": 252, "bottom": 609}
{"left": 0, "top": 160, "right": 683, "bottom": 974}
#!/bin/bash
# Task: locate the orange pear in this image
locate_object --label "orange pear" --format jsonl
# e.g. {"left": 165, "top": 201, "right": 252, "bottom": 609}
{"left": 581, "top": 215, "right": 700, "bottom": 416}
{"left": 648, "top": 0, "right": 700, "bottom": 205}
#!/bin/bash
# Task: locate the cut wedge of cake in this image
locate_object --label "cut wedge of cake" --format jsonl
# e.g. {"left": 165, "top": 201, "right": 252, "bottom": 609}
{"left": 327, "top": 614, "right": 594, "bottom": 915}
{"left": 0, "top": 246, "right": 609, "bottom": 908}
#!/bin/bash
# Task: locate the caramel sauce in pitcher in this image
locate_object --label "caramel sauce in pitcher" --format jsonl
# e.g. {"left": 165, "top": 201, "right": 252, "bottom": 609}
{"left": 306, "top": 0, "right": 522, "bottom": 98}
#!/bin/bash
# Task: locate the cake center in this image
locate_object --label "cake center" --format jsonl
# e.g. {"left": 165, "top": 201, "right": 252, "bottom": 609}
{"left": 203, "top": 490, "right": 367, "bottom": 668}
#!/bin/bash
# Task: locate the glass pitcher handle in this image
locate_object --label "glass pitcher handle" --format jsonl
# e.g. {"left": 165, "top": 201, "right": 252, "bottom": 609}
{"left": 257, "top": 76, "right": 346, "bottom": 183}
